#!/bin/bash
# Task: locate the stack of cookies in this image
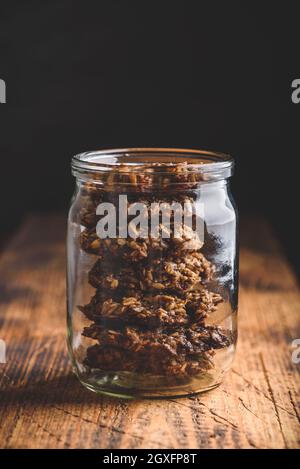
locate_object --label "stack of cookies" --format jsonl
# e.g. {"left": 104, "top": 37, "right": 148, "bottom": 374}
{"left": 77, "top": 163, "right": 231, "bottom": 377}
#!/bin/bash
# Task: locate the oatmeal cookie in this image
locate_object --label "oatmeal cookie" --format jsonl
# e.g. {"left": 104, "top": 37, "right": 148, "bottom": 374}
{"left": 83, "top": 324, "right": 231, "bottom": 375}
{"left": 84, "top": 343, "right": 213, "bottom": 375}
{"left": 80, "top": 293, "right": 189, "bottom": 327}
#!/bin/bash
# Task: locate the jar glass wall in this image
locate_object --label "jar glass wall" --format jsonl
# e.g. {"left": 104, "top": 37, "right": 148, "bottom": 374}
{"left": 67, "top": 148, "right": 238, "bottom": 398}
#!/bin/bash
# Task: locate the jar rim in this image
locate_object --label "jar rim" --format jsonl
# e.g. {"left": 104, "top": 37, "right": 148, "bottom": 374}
{"left": 71, "top": 147, "right": 234, "bottom": 180}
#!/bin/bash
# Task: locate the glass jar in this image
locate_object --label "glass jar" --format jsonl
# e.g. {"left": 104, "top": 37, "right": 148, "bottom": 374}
{"left": 67, "top": 148, "right": 238, "bottom": 398}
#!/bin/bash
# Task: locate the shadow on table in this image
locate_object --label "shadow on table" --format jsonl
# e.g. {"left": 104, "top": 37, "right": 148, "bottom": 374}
{"left": 0, "top": 374, "right": 126, "bottom": 407}
{"left": 0, "top": 373, "right": 214, "bottom": 405}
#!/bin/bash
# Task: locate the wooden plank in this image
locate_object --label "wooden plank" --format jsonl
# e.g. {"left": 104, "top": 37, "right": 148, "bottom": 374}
{"left": 0, "top": 214, "right": 299, "bottom": 449}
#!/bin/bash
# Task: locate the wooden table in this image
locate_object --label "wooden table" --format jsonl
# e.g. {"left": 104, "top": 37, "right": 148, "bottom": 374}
{"left": 0, "top": 215, "right": 299, "bottom": 449}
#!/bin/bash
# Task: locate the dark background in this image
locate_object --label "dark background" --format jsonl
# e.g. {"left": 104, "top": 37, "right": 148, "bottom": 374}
{"left": 0, "top": 1, "right": 299, "bottom": 272}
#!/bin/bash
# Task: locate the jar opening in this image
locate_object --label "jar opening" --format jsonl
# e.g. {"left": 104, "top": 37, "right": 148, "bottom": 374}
{"left": 72, "top": 147, "right": 234, "bottom": 182}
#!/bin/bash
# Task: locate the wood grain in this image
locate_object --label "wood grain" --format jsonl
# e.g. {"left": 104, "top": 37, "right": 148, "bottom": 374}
{"left": 0, "top": 215, "right": 299, "bottom": 449}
